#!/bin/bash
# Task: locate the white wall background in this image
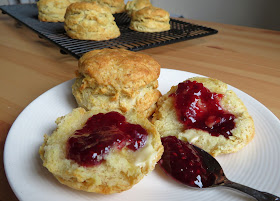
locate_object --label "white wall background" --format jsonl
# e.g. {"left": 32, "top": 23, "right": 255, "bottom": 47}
{"left": 150, "top": 0, "right": 280, "bottom": 31}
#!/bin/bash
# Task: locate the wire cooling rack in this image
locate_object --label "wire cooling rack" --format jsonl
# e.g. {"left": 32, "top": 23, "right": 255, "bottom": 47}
{"left": 0, "top": 3, "right": 218, "bottom": 59}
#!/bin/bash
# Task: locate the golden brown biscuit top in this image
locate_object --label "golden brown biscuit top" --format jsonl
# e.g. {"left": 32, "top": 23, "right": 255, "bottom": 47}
{"left": 86, "top": 0, "right": 125, "bottom": 13}
{"left": 132, "top": 6, "right": 170, "bottom": 22}
{"left": 37, "top": 0, "right": 70, "bottom": 9}
{"left": 130, "top": 0, "right": 151, "bottom": 9}
{"left": 126, "top": 0, "right": 152, "bottom": 13}
{"left": 69, "top": 0, "right": 83, "bottom": 3}
{"left": 66, "top": 1, "right": 110, "bottom": 13}
{"left": 95, "top": 0, "right": 125, "bottom": 8}
{"left": 78, "top": 49, "right": 161, "bottom": 90}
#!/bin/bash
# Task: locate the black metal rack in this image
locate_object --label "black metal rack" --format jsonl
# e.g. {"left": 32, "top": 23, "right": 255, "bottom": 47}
{"left": 0, "top": 3, "right": 218, "bottom": 59}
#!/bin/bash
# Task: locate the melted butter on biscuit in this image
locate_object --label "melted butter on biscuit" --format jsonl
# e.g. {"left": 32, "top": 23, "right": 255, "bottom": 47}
{"left": 133, "top": 136, "right": 157, "bottom": 167}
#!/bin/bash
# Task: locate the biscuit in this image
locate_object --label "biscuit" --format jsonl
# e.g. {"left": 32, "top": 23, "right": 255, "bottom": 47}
{"left": 152, "top": 77, "right": 255, "bottom": 157}
{"left": 129, "top": 6, "right": 170, "bottom": 32}
{"left": 39, "top": 107, "right": 163, "bottom": 194}
{"left": 72, "top": 48, "right": 161, "bottom": 118}
{"left": 37, "top": 0, "right": 71, "bottom": 22}
{"left": 125, "top": 0, "right": 152, "bottom": 17}
{"left": 85, "top": 0, "right": 125, "bottom": 14}
{"left": 64, "top": 2, "right": 120, "bottom": 41}
{"left": 69, "top": 0, "right": 83, "bottom": 3}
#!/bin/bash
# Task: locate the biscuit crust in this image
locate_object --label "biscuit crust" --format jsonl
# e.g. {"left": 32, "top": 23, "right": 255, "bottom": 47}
{"left": 39, "top": 108, "right": 163, "bottom": 194}
{"left": 72, "top": 49, "right": 161, "bottom": 117}
{"left": 130, "top": 6, "right": 170, "bottom": 32}
{"left": 64, "top": 2, "right": 120, "bottom": 40}
{"left": 152, "top": 77, "right": 255, "bottom": 157}
{"left": 86, "top": 0, "right": 125, "bottom": 14}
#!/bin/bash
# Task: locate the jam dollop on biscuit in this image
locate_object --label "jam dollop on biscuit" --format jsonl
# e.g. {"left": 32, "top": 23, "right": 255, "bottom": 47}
{"left": 170, "top": 80, "right": 235, "bottom": 138}
{"left": 67, "top": 111, "right": 148, "bottom": 167}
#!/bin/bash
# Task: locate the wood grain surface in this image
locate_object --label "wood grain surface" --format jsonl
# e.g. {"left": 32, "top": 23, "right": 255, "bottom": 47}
{"left": 0, "top": 13, "right": 279, "bottom": 201}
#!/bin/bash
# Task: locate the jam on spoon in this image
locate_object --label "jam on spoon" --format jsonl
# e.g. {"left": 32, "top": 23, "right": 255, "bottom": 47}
{"left": 170, "top": 80, "right": 235, "bottom": 138}
{"left": 160, "top": 136, "right": 280, "bottom": 201}
{"left": 67, "top": 111, "right": 148, "bottom": 167}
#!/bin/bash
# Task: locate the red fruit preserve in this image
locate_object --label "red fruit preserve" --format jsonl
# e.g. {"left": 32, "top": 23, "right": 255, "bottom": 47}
{"left": 67, "top": 111, "right": 148, "bottom": 167}
{"left": 170, "top": 80, "right": 235, "bottom": 138}
{"left": 160, "top": 136, "right": 217, "bottom": 188}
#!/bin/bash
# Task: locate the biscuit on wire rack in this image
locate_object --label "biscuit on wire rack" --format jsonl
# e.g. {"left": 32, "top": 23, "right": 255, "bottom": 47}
{"left": 129, "top": 6, "right": 170, "bottom": 32}
{"left": 37, "top": 0, "right": 71, "bottom": 22}
{"left": 125, "top": 0, "right": 152, "bottom": 17}
{"left": 64, "top": 2, "right": 120, "bottom": 40}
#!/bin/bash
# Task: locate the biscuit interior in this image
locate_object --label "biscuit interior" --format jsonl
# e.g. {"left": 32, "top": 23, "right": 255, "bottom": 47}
{"left": 129, "top": 6, "right": 171, "bottom": 32}
{"left": 40, "top": 108, "right": 163, "bottom": 194}
{"left": 152, "top": 77, "right": 255, "bottom": 157}
{"left": 72, "top": 48, "right": 161, "bottom": 117}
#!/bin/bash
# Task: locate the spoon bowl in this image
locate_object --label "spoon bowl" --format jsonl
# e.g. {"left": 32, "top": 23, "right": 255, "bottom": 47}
{"left": 159, "top": 136, "right": 279, "bottom": 201}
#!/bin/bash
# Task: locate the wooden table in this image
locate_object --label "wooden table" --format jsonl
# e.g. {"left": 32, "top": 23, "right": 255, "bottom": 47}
{"left": 0, "top": 13, "right": 279, "bottom": 201}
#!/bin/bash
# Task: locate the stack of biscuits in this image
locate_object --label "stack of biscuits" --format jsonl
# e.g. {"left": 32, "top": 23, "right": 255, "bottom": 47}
{"left": 39, "top": 49, "right": 164, "bottom": 194}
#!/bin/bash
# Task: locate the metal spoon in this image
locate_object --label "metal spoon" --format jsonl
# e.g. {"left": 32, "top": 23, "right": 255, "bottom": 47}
{"left": 159, "top": 136, "right": 280, "bottom": 201}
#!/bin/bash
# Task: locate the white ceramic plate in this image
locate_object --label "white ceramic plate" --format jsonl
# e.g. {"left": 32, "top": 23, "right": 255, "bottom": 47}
{"left": 4, "top": 69, "right": 280, "bottom": 201}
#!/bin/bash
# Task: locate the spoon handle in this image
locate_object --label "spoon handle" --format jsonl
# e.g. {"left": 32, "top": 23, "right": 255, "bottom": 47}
{"left": 223, "top": 179, "right": 280, "bottom": 201}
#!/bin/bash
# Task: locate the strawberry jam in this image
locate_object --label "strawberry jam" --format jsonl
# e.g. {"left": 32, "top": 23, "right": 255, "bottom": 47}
{"left": 160, "top": 136, "right": 217, "bottom": 188}
{"left": 67, "top": 112, "right": 148, "bottom": 167}
{"left": 170, "top": 80, "right": 235, "bottom": 138}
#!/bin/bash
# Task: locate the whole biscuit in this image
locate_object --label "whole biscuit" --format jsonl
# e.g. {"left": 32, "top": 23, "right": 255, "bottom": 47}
{"left": 72, "top": 48, "right": 161, "bottom": 117}
{"left": 152, "top": 77, "right": 255, "bottom": 157}
{"left": 130, "top": 6, "right": 170, "bottom": 32}
{"left": 64, "top": 2, "right": 120, "bottom": 40}
{"left": 39, "top": 108, "right": 163, "bottom": 194}
{"left": 125, "top": 0, "right": 152, "bottom": 16}
{"left": 37, "top": 0, "right": 71, "bottom": 22}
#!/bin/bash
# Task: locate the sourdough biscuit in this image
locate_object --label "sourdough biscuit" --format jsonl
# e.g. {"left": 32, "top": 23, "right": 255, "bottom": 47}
{"left": 85, "top": 0, "right": 125, "bottom": 14}
{"left": 125, "top": 0, "right": 152, "bottom": 17}
{"left": 152, "top": 77, "right": 255, "bottom": 157}
{"left": 64, "top": 2, "right": 120, "bottom": 40}
{"left": 37, "top": 0, "right": 71, "bottom": 22}
{"left": 72, "top": 48, "right": 161, "bottom": 118}
{"left": 39, "top": 108, "right": 163, "bottom": 194}
{"left": 130, "top": 6, "right": 170, "bottom": 32}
